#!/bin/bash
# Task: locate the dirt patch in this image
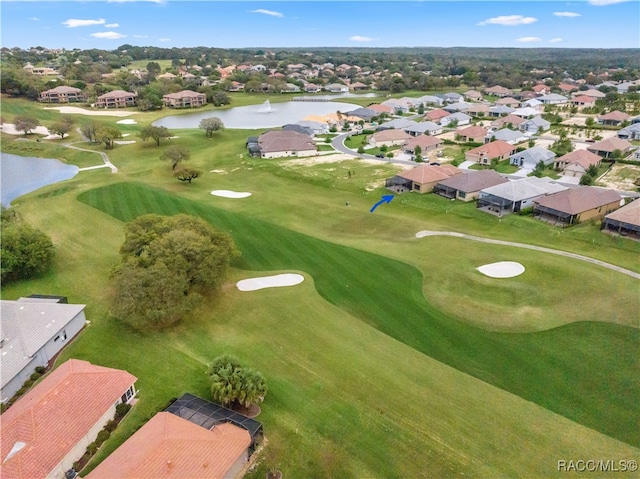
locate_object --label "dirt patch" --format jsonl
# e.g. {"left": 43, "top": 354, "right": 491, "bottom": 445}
{"left": 597, "top": 163, "right": 640, "bottom": 192}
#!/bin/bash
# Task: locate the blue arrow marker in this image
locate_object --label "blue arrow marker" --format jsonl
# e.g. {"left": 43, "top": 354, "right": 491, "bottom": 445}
{"left": 370, "top": 195, "right": 394, "bottom": 213}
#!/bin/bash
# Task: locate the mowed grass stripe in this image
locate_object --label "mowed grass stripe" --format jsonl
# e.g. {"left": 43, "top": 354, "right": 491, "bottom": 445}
{"left": 78, "top": 182, "right": 639, "bottom": 446}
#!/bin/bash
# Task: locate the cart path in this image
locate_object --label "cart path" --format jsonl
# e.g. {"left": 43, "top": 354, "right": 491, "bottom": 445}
{"left": 63, "top": 143, "right": 117, "bottom": 173}
{"left": 415, "top": 230, "right": 640, "bottom": 280}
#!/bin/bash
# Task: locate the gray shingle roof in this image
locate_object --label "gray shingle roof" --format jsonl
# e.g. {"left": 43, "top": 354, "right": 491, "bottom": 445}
{"left": 481, "top": 177, "right": 566, "bottom": 202}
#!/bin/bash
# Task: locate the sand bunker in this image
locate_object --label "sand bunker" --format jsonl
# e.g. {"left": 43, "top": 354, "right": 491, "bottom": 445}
{"left": 477, "top": 261, "right": 525, "bottom": 278}
{"left": 211, "top": 190, "right": 252, "bottom": 198}
{"left": 1, "top": 124, "right": 50, "bottom": 136}
{"left": 237, "top": 273, "right": 304, "bottom": 292}
{"left": 43, "top": 106, "right": 136, "bottom": 117}
{"left": 114, "top": 140, "right": 136, "bottom": 145}
{"left": 116, "top": 119, "right": 137, "bottom": 125}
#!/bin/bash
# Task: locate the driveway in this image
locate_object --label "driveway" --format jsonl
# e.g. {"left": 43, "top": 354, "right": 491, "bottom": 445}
{"left": 458, "top": 160, "right": 475, "bottom": 170}
{"left": 331, "top": 132, "right": 415, "bottom": 166}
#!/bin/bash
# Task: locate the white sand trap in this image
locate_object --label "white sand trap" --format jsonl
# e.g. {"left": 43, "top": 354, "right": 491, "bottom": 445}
{"left": 1, "top": 123, "right": 51, "bottom": 136}
{"left": 477, "top": 261, "right": 525, "bottom": 278}
{"left": 116, "top": 119, "right": 137, "bottom": 125}
{"left": 114, "top": 140, "right": 136, "bottom": 145}
{"left": 237, "top": 273, "right": 304, "bottom": 292}
{"left": 211, "top": 190, "right": 252, "bottom": 198}
{"left": 43, "top": 106, "right": 136, "bottom": 117}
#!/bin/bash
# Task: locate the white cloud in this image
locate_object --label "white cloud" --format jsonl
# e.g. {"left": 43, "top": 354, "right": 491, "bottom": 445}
{"left": 30, "top": 17, "right": 39, "bottom": 21}
{"left": 250, "top": 9, "right": 284, "bottom": 18}
{"left": 105, "top": 23, "right": 120, "bottom": 28}
{"left": 549, "top": 38, "right": 564, "bottom": 43}
{"left": 91, "top": 31, "right": 126, "bottom": 39}
{"left": 158, "top": 38, "right": 171, "bottom": 42}
{"left": 478, "top": 15, "right": 538, "bottom": 26}
{"left": 553, "top": 11, "right": 581, "bottom": 17}
{"left": 516, "top": 36, "right": 542, "bottom": 43}
{"left": 588, "top": 0, "right": 632, "bottom": 5}
{"left": 63, "top": 18, "right": 106, "bottom": 28}
{"left": 350, "top": 35, "right": 375, "bottom": 42}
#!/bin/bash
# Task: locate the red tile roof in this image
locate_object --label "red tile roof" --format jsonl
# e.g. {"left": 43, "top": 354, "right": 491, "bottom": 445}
{"left": 570, "top": 95, "right": 596, "bottom": 104}
{"left": 0, "top": 360, "right": 136, "bottom": 479}
{"left": 466, "top": 140, "right": 516, "bottom": 160}
{"left": 97, "top": 90, "right": 137, "bottom": 99}
{"left": 163, "top": 90, "right": 205, "bottom": 99}
{"left": 587, "top": 137, "right": 633, "bottom": 153}
{"left": 598, "top": 110, "right": 630, "bottom": 122}
{"left": 368, "top": 104, "right": 393, "bottom": 113}
{"left": 437, "top": 170, "right": 508, "bottom": 193}
{"left": 555, "top": 149, "right": 602, "bottom": 169}
{"left": 491, "top": 114, "right": 525, "bottom": 127}
{"left": 86, "top": 412, "right": 251, "bottom": 479}
{"left": 404, "top": 135, "right": 443, "bottom": 150}
{"left": 424, "top": 109, "right": 450, "bottom": 121}
{"left": 534, "top": 187, "right": 622, "bottom": 215}
{"left": 484, "top": 85, "right": 511, "bottom": 95}
{"left": 457, "top": 125, "right": 488, "bottom": 138}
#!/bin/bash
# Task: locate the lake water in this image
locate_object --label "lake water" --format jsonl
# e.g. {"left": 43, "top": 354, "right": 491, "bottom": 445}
{"left": 153, "top": 100, "right": 365, "bottom": 129}
{"left": 1, "top": 153, "right": 79, "bottom": 207}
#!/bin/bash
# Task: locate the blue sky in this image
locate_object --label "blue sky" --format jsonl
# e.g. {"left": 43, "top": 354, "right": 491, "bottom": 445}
{"left": 2, "top": 1, "right": 639, "bottom": 50}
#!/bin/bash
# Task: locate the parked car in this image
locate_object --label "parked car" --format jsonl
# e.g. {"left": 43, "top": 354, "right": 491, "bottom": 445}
{"left": 375, "top": 153, "right": 385, "bottom": 158}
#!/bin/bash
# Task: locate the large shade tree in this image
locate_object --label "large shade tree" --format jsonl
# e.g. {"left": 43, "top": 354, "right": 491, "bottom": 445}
{"left": 111, "top": 214, "right": 237, "bottom": 329}
{"left": 139, "top": 125, "right": 171, "bottom": 146}
{"left": 1, "top": 215, "right": 55, "bottom": 283}
{"left": 199, "top": 117, "right": 224, "bottom": 138}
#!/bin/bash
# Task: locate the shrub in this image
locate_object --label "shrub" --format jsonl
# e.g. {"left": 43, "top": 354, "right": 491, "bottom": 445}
{"left": 95, "top": 430, "right": 110, "bottom": 447}
{"left": 87, "top": 442, "right": 98, "bottom": 456}
{"left": 35, "top": 366, "right": 46, "bottom": 374}
{"left": 104, "top": 419, "right": 118, "bottom": 433}
{"left": 30, "top": 371, "right": 42, "bottom": 381}
{"left": 518, "top": 207, "right": 534, "bottom": 216}
{"left": 115, "top": 402, "right": 131, "bottom": 419}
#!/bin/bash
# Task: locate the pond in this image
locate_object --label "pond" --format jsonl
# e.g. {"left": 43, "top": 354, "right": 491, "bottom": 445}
{"left": 1, "top": 153, "right": 79, "bottom": 207}
{"left": 153, "top": 100, "right": 365, "bottom": 130}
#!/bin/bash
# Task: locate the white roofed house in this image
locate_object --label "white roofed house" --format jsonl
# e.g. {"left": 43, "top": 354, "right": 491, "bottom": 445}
{"left": 440, "top": 112, "right": 471, "bottom": 127}
{"left": 519, "top": 116, "right": 551, "bottom": 135}
{"left": 162, "top": 90, "right": 207, "bottom": 108}
{"left": 0, "top": 297, "right": 87, "bottom": 403}
{"left": 324, "top": 83, "right": 349, "bottom": 93}
{"left": 537, "top": 93, "right": 568, "bottom": 105}
{"left": 404, "top": 121, "right": 442, "bottom": 136}
{"left": 617, "top": 123, "right": 640, "bottom": 141}
{"left": 509, "top": 146, "right": 556, "bottom": 169}
{"left": 485, "top": 128, "right": 528, "bottom": 145}
{"left": 477, "top": 177, "right": 567, "bottom": 215}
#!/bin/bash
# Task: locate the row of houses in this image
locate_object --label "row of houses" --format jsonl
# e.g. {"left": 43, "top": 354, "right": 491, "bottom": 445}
{"left": 0, "top": 296, "right": 263, "bottom": 479}
{"left": 39, "top": 86, "right": 207, "bottom": 109}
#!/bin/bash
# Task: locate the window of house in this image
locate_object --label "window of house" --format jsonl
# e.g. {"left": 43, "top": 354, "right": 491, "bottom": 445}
{"left": 459, "top": 191, "right": 466, "bottom": 199}
{"left": 54, "top": 330, "right": 67, "bottom": 342}
{"left": 121, "top": 385, "right": 135, "bottom": 404}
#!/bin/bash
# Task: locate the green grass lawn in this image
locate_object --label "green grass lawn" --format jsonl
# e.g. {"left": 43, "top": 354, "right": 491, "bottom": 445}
{"left": 74, "top": 182, "right": 639, "bottom": 449}
{"left": 2, "top": 96, "right": 639, "bottom": 477}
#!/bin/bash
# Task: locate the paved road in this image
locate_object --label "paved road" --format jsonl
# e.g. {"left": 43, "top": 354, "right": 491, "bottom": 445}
{"left": 415, "top": 230, "right": 640, "bottom": 280}
{"left": 331, "top": 132, "right": 415, "bottom": 166}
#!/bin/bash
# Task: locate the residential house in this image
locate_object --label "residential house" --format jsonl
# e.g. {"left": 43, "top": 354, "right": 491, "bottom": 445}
{"left": 485, "top": 129, "right": 528, "bottom": 145}
{"left": 477, "top": 177, "right": 567, "bottom": 215}
{"left": 617, "top": 123, "right": 640, "bottom": 141}
{"left": 257, "top": 130, "right": 317, "bottom": 159}
{"left": 511, "top": 107, "right": 540, "bottom": 119}
{"left": 424, "top": 108, "right": 451, "bottom": 123}
{"left": 404, "top": 121, "right": 442, "bottom": 136}
{"left": 95, "top": 90, "right": 137, "bottom": 108}
{"left": 0, "top": 359, "right": 136, "bottom": 479}
{"left": 456, "top": 125, "right": 488, "bottom": 143}
{"left": 537, "top": 93, "right": 568, "bottom": 105}
{"left": 558, "top": 83, "right": 579, "bottom": 94}
{"left": 162, "top": 90, "right": 207, "bottom": 108}
{"left": 443, "top": 92, "right": 463, "bottom": 103}
{"left": 554, "top": 150, "right": 602, "bottom": 178}
{"left": 386, "top": 164, "right": 460, "bottom": 194}
{"left": 466, "top": 140, "right": 517, "bottom": 164}
{"left": 601, "top": 199, "right": 640, "bottom": 239}
{"left": 495, "top": 97, "right": 520, "bottom": 107}
{"left": 509, "top": 146, "right": 556, "bottom": 169}
{"left": 521, "top": 98, "right": 544, "bottom": 110}
{"left": 86, "top": 412, "right": 252, "bottom": 479}
{"left": 587, "top": 137, "right": 634, "bottom": 158}
{"left": 519, "top": 116, "right": 551, "bottom": 135}
{"left": 615, "top": 82, "right": 637, "bottom": 94}
{"left": 292, "top": 120, "right": 329, "bottom": 135}
{"left": 484, "top": 85, "right": 512, "bottom": 97}
{"left": 304, "top": 83, "right": 321, "bottom": 93}
{"left": 466, "top": 104, "right": 490, "bottom": 117}
{"left": 417, "top": 95, "right": 444, "bottom": 106}
{"left": 403, "top": 135, "right": 444, "bottom": 155}
{"left": 370, "top": 129, "right": 412, "bottom": 147}
{"left": 39, "top": 86, "right": 85, "bottom": 103}
{"left": 228, "top": 81, "right": 245, "bottom": 92}
{"left": 381, "top": 99, "right": 410, "bottom": 113}
{"left": 368, "top": 104, "right": 393, "bottom": 115}
{"left": 581, "top": 89, "right": 606, "bottom": 99}
{"left": 463, "top": 90, "right": 483, "bottom": 101}
{"left": 349, "top": 81, "right": 368, "bottom": 91}
{"left": 324, "top": 83, "right": 349, "bottom": 93}
{"left": 491, "top": 114, "right": 525, "bottom": 130}
{"left": 0, "top": 297, "right": 86, "bottom": 403}
{"left": 250, "top": 64, "right": 267, "bottom": 72}
{"left": 440, "top": 112, "right": 471, "bottom": 127}
{"left": 597, "top": 111, "right": 630, "bottom": 126}
{"left": 156, "top": 72, "right": 177, "bottom": 80}
{"left": 531, "top": 84, "right": 550, "bottom": 96}
{"left": 377, "top": 118, "right": 418, "bottom": 131}
{"left": 533, "top": 187, "right": 622, "bottom": 225}
{"left": 348, "top": 107, "right": 379, "bottom": 121}
{"left": 488, "top": 105, "right": 515, "bottom": 117}
{"left": 433, "top": 170, "right": 509, "bottom": 202}
{"left": 570, "top": 95, "right": 596, "bottom": 108}
{"left": 443, "top": 102, "right": 472, "bottom": 113}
